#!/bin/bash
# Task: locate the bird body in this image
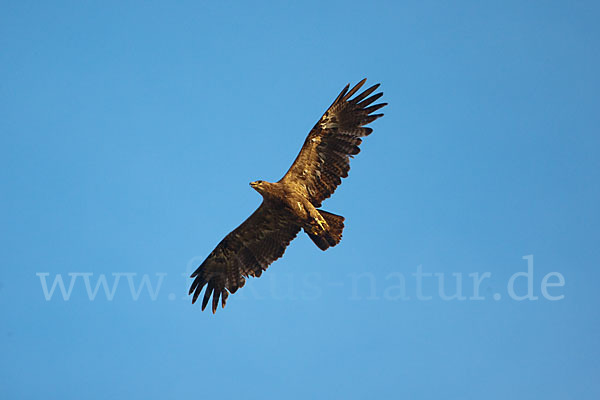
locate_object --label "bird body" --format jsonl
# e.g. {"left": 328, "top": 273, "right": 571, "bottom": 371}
{"left": 250, "top": 180, "right": 343, "bottom": 249}
{"left": 190, "top": 79, "right": 386, "bottom": 313}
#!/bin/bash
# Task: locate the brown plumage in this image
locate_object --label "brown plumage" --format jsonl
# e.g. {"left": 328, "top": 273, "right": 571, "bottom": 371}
{"left": 189, "top": 79, "right": 386, "bottom": 312}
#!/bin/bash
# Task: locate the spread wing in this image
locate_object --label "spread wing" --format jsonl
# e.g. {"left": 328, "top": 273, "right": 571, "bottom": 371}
{"left": 280, "top": 79, "right": 386, "bottom": 207}
{"left": 189, "top": 203, "right": 300, "bottom": 313}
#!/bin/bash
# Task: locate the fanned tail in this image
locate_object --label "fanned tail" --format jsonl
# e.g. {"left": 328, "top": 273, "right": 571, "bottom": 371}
{"left": 306, "top": 210, "right": 345, "bottom": 251}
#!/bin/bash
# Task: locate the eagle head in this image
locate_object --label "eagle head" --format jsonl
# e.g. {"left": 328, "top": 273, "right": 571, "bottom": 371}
{"left": 250, "top": 180, "right": 266, "bottom": 193}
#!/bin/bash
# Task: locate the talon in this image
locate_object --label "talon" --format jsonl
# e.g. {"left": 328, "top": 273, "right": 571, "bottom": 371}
{"left": 317, "top": 218, "right": 326, "bottom": 231}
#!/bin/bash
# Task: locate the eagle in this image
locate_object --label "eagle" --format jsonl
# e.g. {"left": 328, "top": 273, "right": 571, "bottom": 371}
{"left": 189, "top": 79, "right": 386, "bottom": 313}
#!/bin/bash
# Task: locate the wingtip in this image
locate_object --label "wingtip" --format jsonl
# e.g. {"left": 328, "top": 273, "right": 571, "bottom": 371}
{"left": 333, "top": 83, "right": 351, "bottom": 104}
{"left": 341, "top": 79, "right": 372, "bottom": 102}
{"left": 364, "top": 103, "right": 387, "bottom": 114}
{"left": 201, "top": 292, "right": 210, "bottom": 311}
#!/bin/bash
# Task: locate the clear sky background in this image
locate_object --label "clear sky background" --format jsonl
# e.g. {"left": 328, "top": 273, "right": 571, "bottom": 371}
{"left": 1, "top": 1, "right": 599, "bottom": 399}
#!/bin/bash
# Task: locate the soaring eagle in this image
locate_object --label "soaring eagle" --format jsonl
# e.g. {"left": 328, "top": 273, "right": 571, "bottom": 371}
{"left": 189, "top": 79, "right": 386, "bottom": 312}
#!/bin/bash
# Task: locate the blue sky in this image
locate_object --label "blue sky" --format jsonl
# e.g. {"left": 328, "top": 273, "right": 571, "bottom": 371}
{"left": 1, "top": 1, "right": 599, "bottom": 399}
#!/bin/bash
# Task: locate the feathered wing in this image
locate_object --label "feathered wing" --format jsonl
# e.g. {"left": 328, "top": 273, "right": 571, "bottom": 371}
{"left": 280, "top": 79, "right": 386, "bottom": 207}
{"left": 189, "top": 203, "right": 300, "bottom": 313}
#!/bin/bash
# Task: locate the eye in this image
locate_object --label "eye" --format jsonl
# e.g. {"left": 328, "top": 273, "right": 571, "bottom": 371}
{"left": 257, "top": 180, "right": 263, "bottom": 184}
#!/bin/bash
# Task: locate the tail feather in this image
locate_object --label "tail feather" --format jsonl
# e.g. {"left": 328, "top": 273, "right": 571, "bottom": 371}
{"left": 306, "top": 210, "right": 345, "bottom": 251}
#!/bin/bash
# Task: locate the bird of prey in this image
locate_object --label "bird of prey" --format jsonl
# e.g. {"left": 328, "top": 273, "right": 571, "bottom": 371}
{"left": 189, "top": 79, "right": 386, "bottom": 313}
